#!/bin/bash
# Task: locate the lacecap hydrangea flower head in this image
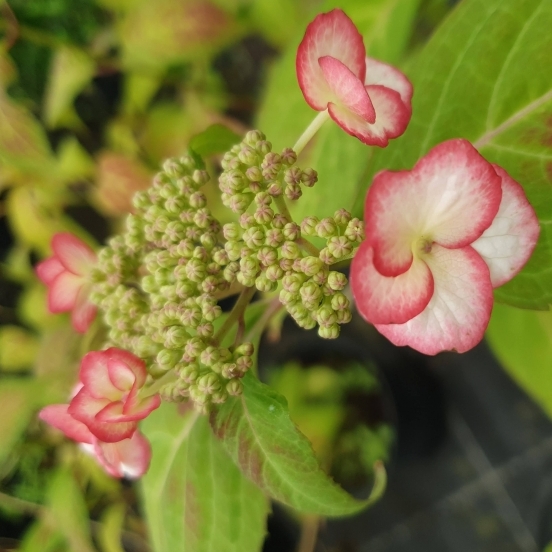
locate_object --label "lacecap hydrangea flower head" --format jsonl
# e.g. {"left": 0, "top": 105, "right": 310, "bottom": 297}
{"left": 351, "top": 139, "right": 540, "bottom": 355}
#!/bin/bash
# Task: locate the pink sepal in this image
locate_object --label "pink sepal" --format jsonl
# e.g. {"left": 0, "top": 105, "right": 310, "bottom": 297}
{"left": 319, "top": 56, "right": 375, "bottom": 122}
{"left": 79, "top": 351, "right": 120, "bottom": 400}
{"left": 96, "top": 393, "right": 160, "bottom": 423}
{"left": 375, "top": 246, "right": 493, "bottom": 355}
{"left": 365, "top": 57, "right": 413, "bottom": 105}
{"left": 94, "top": 431, "right": 152, "bottom": 479}
{"left": 351, "top": 243, "right": 434, "bottom": 325}
{"left": 472, "top": 165, "right": 540, "bottom": 287}
{"left": 106, "top": 348, "right": 148, "bottom": 389}
{"left": 36, "top": 257, "right": 64, "bottom": 285}
{"left": 52, "top": 233, "right": 96, "bottom": 276}
{"left": 48, "top": 272, "right": 82, "bottom": 313}
{"left": 296, "top": 9, "right": 366, "bottom": 111}
{"left": 72, "top": 285, "right": 98, "bottom": 334}
{"left": 39, "top": 404, "right": 94, "bottom": 444}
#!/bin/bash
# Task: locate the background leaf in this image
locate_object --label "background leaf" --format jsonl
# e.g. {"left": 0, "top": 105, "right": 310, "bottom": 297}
{"left": 211, "top": 372, "right": 386, "bottom": 516}
{"left": 141, "top": 405, "right": 268, "bottom": 552}
{"left": 486, "top": 303, "right": 552, "bottom": 418}
{"left": 352, "top": 0, "right": 552, "bottom": 309}
{"left": 189, "top": 124, "right": 242, "bottom": 157}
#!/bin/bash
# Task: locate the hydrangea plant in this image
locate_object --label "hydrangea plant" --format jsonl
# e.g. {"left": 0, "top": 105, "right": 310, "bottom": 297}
{"left": 31, "top": 5, "right": 545, "bottom": 550}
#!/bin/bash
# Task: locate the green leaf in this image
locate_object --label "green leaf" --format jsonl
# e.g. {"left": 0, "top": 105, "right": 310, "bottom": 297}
{"left": 45, "top": 470, "right": 95, "bottom": 552}
{"left": 189, "top": 124, "right": 242, "bottom": 157}
{"left": 256, "top": 0, "right": 421, "bottom": 221}
{"left": 353, "top": 0, "right": 552, "bottom": 309}
{"left": 43, "top": 46, "right": 95, "bottom": 128}
{"left": 486, "top": 303, "right": 552, "bottom": 419}
{"left": 98, "top": 503, "right": 126, "bottom": 552}
{"left": 0, "top": 379, "right": 42, "bottom": 465}
{"left": 211, "top": 372, "right": 386, "bottom": 516}
{"left": 0, "top": 325, "right": 39, "bottom": 372}
{"left": 141, "top": 405, "right": 269, "bottom": 552}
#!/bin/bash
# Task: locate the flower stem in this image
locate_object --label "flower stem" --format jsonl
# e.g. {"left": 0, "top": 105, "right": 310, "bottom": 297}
{"left": 297, "top": 237, "right": 320, "bottom": 256}
{"left": 274, "top": 194, "right": 293, "bottom": 222}
{"left": 292, "top": 110, "right": 330, "bottom": 156}
{"left": 143, "top": 370, "right": 178, "bottom": 397}
{"left": 214, "top": 286, "right": 257, "bottom": 345}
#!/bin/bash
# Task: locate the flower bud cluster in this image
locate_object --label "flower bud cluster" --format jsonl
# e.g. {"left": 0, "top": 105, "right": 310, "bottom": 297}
{"left": 89, "top": 153, "right": 252, "bottom": 412}
{"left": 219, "top": 130, "right": 317, "bottom": 216}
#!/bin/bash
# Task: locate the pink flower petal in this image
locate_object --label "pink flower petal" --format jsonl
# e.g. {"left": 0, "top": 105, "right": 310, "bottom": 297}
{"left": 366, "top": 139, "right": 503, "bottom": 276}
{"left": 351, "top": 242, "right": 434, "bottom": 324}
{"left": 39, "top": 404, "right": 94, "bottom": 444}
{"left": 107, "top": 348, "right": 148, "bottom": 389}
{"left": 328, "top": 85, "right": 411, "bottom": 147}
{"left": 71, "top": 284, "right": 97, "bottom": 333}
{"left": 68, "top": 387, "right": 110, "bottom": 426}
{"left": 297, "top": 9, "right": 366, "bottom": 111}
{"left": 48, "top": 271, "right": 82, "bottom": 313}
{"left": 52, "top": 233, "right": 96, "bottom": 276}
{"left": 472, "top": 165, "right": 540, "bottom": 288}
{"left": 375, "top": 245, "right": 493, "bottom": 355}
{"left": 319, "top": 56, "right": 375, "bottom": 122}
{"left": 96, "top": 396, "right": 158, "bottom": 423}
{"left": 79, "top": 351, "right": 121, "bottom": 400}
{"left": 123, "top": 392, "right": 161, "bottom": 420}
{"left": 36, "top": 257, "right": 65, "bottom": 285}
{"left": 365, "top": 57, "right": 413, "bottom": 105}
{"left": 94, "top": 431, "right": 151, "bottom": 479}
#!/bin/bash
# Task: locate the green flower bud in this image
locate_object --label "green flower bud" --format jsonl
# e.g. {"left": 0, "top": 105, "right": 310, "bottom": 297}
{"left": 235, "top": 354, "right": 253, "bottom": 373}
{"left": 164, "top": 325, "right": 190, "bottom": 348}
{"left": 328, "top": 271, "right": 348, "bottom": 291}
{"left": 244, "top": 130, "right": 265, "bottom": 147}
{"left": 197, "top": 373, "right": 222, "bottom": 396}
{"left": 255, "top": 138, "right": 271, "bottom": 155}
{"left": 312, "top": 268, "right": 328, "bottom": 285}
{"left": 202, "top": 303, "right": 222, "bottom": 322}
{"left": 239, "top": 256, "right": 260, "bottom": 277}
{"left": 254, "top": 206, "right": 274, "bottom": 225}
{"left": 344, "top": 218, "right": 365, "bottom": 242}
{"left": 224, "top": 169, "right": 247, "bottom": 193}
{"left": 318, "top": 324, "right": 340, "bottom": 339}
{"left": 279, "top": 258, "right": 294, "bottom": 272}
{"left": 336, "top": 309, "right": 352, "bottom": 324}
{"left": 192, "top": 169, "right": 209, "bottom": 186}
{"left": 301, "top": 168, "right": 318, "bottom": 187}
{"left": 316, "top": 305, "right": 337, "bottom": 327}
{"left": 316, "top": 217, "right": 338, "bottom": 238}
{"left": 301, "top": 216, "right": 319, "bottom": 236}
{"left": 223, "top": 223, "right": 241, "bottom": 241}
{"left": 132, "top": 190, "right": 150, "bottom": 210}
{"left": 180, "top": 307, "right": 202, "bottom": 328}
{"left": 235, "top": 342, "right": 254, "bottom": 357}
{"left": 265, "top": 264, "right": 284, "bottom": 282}
{"left": 261, "top": 152, "right": 282, "bottom": 180}
{"left": 282, "top": 272, "right": 304, "bottom": 293}
{"left": 289, "top": 304, "right": 310, "bottom": 322}
{"left": 185, "top": 259, "right": 207, "bottom": 282}
{"left": 200, "top": 346, "right": 220, "bottom": 367}
{"left": 224, "top": 241, "right": 241, "bottom": 262}
{"left": 197, "top": 322, "right": 215, "bottom": 338}
{"left": 284, "top": 183, "right": 302, "bottom": 201}
{"left": 178, "top": 364, "right": 199, "bottom": 383}
{"left": 331, "top": 292, "right": 349, "bottom": 312}
{"left": 237, "top": 273, "right": 256, "bottom": 288}
{"left": 175, "top": 281, "right": 196, "bottom": 299}
{"left": 228, "top": 193, "right": 252, "bottom": 213}
{"left": 245, "top": 166, "right": 263, "bottom": 182}
{"left": 192, "top": 208, "right": 211, "bottom": 229}
{"left": 279, "top": 290, "right": 297, "bottom": 306}
{"left": 272, "top": 214, "right": 288, "bottom": 229}
{"left": 255, "top": 273, "right": 276, "bottom": 292}
{"left": 333, "top": 208, "right": 352, "bottom": 226}
{"left": 300, "top": 281, "right": 322, "bottom": 306}
{"left": 284, "top": 167, "right": 302, "bottom": 185}
{"left": 283, "top": 223, "right": 301, "bottom": 241}
{"left": 226, "top": 379, "right": 243, "bottom": 397}
{"left": 184, "top": 337, "right": 205, "bottom": 360}
{"left": 211, "top": 389, "right": 229, "bottom": 404}
{"left": 300, "top": 256, "right": 323, "bottom": 277}
{"left": 267, "top": 181, "right": 283, "bottom": 197}
{"left": 238, "top": 145, "right": 259, "bottom": 166}
{"left": 319, "top": 247, "right": 334, "bottom": 265}
{"left": 280, "top": 241, "right": 300, "bottom": 260}
{"left": 223, "top": 262, "right": 239, "bottom": 282}
{"left": 327, "top": 236, "right": 353, "bottom": 259}
{"left": 281, "top": 148, "right": 297, "bottom": 166}
{"left": 157, "top": 348, "right": 181, "bottom": 370}
{"left": 243, "top": 226, "right": 266, "bottom": 249}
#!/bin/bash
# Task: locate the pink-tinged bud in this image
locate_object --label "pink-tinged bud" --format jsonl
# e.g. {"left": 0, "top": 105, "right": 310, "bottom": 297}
{"left": 35, "top": 233, "right": 98, "bottom": 333}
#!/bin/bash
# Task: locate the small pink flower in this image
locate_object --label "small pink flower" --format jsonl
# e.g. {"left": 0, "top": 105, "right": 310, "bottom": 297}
{"left": 36, "top": 232, "right": 98, "bottom": 333}
{"left": 351, "top": 139, "right": 540, "bottom": 355}
{"left": 296, "top": 9, "right": 412, "bottom": 147}
{"left": 67, "top": 348, "right": 161, "bottom": 443}
{"left": 39, "top": 403, "right": 152, "bottom": 479}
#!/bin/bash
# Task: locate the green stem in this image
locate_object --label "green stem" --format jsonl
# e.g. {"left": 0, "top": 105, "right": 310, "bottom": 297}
{"left": 214, "top": 286, "right": 256, "bottom": 345}
{"left": 297, "top": 237, "right": 320, "bottom": 256}
{"left": 293, "top": 110, "right": 331, "bottom": 156}
{"left": 274, "top": 195, "right": 293, "bottom": 222}
{"left": 143, "top": 370, "right": 178, "bottom": 397}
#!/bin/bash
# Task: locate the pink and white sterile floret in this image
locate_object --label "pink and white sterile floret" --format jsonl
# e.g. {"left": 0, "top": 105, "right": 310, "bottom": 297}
{"left": 40, "top": 402, "right": 152, "bottom": 479}
{"left": 67, "top": 347, "right": 161, "bottom": 443}
{"left": 36, "top": 232, "right": 98, "bottom": 333}
{"left": 351, "top": 139, "right": 540, "bottom": 355}
{"left": 296, "top": 9, "right": 412, "bottom": 147}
